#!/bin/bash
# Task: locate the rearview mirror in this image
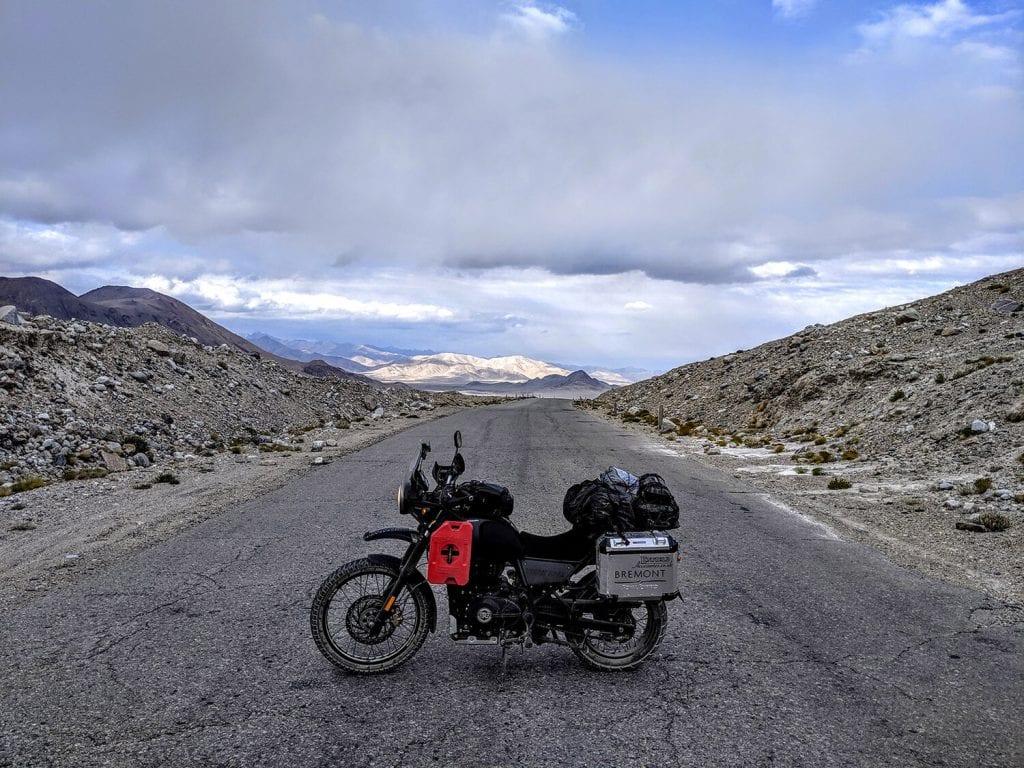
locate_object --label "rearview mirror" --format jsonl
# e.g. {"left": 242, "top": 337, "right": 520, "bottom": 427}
{"left": 453, "top": 430, "right": 462, "bottom": 450}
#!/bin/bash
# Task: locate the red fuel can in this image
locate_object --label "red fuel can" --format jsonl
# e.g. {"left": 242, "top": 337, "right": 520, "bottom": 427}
{"left": 427, "top": 521, "right": 474, "bottom": 586}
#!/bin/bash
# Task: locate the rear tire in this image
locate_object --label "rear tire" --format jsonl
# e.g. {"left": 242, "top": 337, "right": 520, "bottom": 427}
{"left": 569, "top": 594, "right": 668, "bottom": 671}
{"left": 310, "top": 558, "right": 430, "bottom": 674}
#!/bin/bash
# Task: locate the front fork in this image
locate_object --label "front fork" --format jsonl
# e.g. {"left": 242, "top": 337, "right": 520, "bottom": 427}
{"left": 369, "top": 536, "right": 429, "bottom": 636}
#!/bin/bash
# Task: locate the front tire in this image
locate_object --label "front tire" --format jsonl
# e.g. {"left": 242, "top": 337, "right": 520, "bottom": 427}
{"left": 310, "top": 558, "right": 430, "bottom": 674}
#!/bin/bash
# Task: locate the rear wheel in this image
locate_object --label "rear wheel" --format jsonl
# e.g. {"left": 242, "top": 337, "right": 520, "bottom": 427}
{"left": 568, "top": 589, "right": 668, "bottom": 671}
{"left": 310, "top": 558, "right": 430, "bottom": 674}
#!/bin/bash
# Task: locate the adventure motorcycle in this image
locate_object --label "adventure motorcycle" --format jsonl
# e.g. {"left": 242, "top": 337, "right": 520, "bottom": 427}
{"left": 310, "top": 431, "right": 680, "bottom": 673}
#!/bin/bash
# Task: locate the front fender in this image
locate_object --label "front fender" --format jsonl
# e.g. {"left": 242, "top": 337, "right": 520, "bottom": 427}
{"left": 366, "top": 553, "right": 437, "bottom": 634}
{"left": 363, "top": 527, "right": 422, "bottom": 545}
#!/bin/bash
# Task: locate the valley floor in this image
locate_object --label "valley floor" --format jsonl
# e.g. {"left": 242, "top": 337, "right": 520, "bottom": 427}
{"left": 3, "top": 397, "right": 1020, "bottom": 609}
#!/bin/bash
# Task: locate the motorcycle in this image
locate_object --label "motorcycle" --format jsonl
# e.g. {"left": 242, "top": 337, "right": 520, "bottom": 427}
{"left": 310, "top": 431, "right": 680, "bottom": 674}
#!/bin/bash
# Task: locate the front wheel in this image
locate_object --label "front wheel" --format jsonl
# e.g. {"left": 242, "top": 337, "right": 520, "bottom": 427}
{"left": 310, "top": 558, "right": 431, "bottom": 674}
{"left": 569, "top": 596, "right": 668, "bottom": 671}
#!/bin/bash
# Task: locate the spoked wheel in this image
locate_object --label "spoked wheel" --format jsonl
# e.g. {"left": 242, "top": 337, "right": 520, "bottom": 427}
{"left": 310, "top": 558, "right": 430, "bottom": 674}
{"left": 569, "top": 587, "right": 668, "bottom": 671}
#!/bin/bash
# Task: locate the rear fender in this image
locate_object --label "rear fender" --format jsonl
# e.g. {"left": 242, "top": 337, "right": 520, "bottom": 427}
{"left": 367, "top": 552, "right": 437, "bottom": 633}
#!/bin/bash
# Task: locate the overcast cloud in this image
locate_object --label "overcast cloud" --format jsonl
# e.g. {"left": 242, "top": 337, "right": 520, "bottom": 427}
{"left": 0, "top": 0, "right": 1020, "bottom": 370}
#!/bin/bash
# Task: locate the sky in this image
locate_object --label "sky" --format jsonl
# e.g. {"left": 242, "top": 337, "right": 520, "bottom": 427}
{"left": 0, "top": 0, "right": 1021, "bottom": 372}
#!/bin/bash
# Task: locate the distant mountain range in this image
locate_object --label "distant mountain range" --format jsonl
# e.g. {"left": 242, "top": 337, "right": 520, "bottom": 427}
{"left": 0, "top": 276, "right": 635, "bottom": 396}
{"left": 246, "top": 333, "right": 627, "bottom": 395}
{"left": 0, "top": 277, "right": 365, "bottom": 382}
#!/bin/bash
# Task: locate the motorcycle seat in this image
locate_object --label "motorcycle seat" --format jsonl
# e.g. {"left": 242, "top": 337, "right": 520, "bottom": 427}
{"left": 519, "top": 528, "right": 592, "bottom": 561}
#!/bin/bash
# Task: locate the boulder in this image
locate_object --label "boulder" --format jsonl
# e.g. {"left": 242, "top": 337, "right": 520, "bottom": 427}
{"left": 0, "top": 305, "right": 23, "bottom": 325}
{"left": 894, "top": 309, "right": 920, "bottom": 324}
{"left": 146, "top": 339, "right": 171, "bottom": 356}
{"left": 991, "top": 297, "right": 1023, "bottom": 313}
{"left": 100, "top": 450, "right": 129, "bottom": 472}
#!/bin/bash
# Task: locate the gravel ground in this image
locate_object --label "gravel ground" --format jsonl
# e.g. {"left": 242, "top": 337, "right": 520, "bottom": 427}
{"left": 0, "top": 405, "right": 466, "bottom": 607}
{"left": 600, "top": 410, "right": 1024, "bottom": 605}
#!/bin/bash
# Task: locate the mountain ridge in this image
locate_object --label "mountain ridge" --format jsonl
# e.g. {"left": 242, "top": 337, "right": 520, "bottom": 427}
{"left": 0, "top": 278, "right": 367, "bottom": 383}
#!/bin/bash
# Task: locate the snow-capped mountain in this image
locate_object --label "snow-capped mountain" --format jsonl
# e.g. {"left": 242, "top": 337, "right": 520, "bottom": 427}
{"left": 365, "top": 353, "right": 573, "bottom": 387}
{"left": 245, "top": 333, "right": 640, "bottom": 390}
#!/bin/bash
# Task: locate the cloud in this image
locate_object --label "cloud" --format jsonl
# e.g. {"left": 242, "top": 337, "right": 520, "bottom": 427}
{"left": 138, "top": 274, "right": 457, "bottom": 323}
{"left": 772, "top": 0, "right": 818, "bottom": 20}
{"left": 857, "top": 0, "right": 1019, "bottom": 46}
{"left": 623, "top": 301, "right": 652, "bottom": 311}
{"left": 0, "top": 0, "right": 1020, "bottom": 369}
{"left": 499, "top": 3, "right": 577, "bottom": 41}
{"left": 749, "top": 261, "right": 818, "bottom": 280}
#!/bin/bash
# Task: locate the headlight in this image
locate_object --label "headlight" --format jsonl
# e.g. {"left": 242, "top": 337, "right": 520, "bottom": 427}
{"left": 397, "top": 480, "right": 416, "bottom": 515}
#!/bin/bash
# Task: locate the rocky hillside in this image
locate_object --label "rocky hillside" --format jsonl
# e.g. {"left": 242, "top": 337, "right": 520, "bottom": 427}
{"left": 0, "top": 311, "right": 480, "bottom": 488}
{"left": 0, "top": 278, "right": 369, "bottom": 382}
{"left": 594, "top": 269, "right": 1024, "bottom": 484}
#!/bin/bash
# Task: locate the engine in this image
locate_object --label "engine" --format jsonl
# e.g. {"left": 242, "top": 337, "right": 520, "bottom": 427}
{"left": 447, "top": 579, "right": 529, "bottom": 643}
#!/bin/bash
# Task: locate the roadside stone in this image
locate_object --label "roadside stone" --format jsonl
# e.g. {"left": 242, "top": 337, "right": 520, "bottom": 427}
{"left": 894, "top": 308, "right": 920, "bottom": 324}
{"left": 969, "top": 419, "right": 990, "bottom": 433}
{"left": 310, "top": 440, "right": 325, "bottom": 452}
{"left": 100, "top": 451, "right": 129, "bottom": 472}
{"left": 956, "top": 521, "right": 988, "bottom": 533}
{"left": 370, "top": 406, "right": 385, "bottom": 420}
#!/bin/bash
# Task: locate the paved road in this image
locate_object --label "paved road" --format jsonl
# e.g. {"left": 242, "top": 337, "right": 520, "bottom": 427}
{"left": 2, "top": 399, "right": 1021, "bottom": 767}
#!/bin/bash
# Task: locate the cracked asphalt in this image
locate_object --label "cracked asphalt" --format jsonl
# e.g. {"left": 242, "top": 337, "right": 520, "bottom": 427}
{"left": 2, "top": 399, "right": 1022, "bottom": 767}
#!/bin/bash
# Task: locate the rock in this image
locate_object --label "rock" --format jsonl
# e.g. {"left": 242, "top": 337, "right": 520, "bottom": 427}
{"left": 132, "top": 453, "right": 151, "bottom": 468}
{"left": 936, "top": 480, "right": 955, "bottom": 491}
{"left": 956, "top": 521, "right": 988, "bottom": 533}
{"left": 310, "top": 440, "right": 325, "bottom": 452}
{"left": 894, "top": 309, "right": 920, "bottom": 324}
{"left": 969, "top": 419, "right": 990, "bottom": 433}
{"left": 943, "top": 498, "right": 962, "bottom": 509}
{"left": 100, "top": 450, "right": 129, "bottom": 472}
{"left": 705, "top": 446, "right": 721, "bottom": 455}
{"left": 146, "top": 339, "right": 171, "bottom": 356}
{"left": 0, "top": 305, "right": 23, "bottom": 325}
{"left": 171, "top": 350, "right": 187, "bottom": 366}
{"left": 658, "top": 418, "right": 676, "bottom": 433}
{"left": 370, "top": 406, "right": 385, "bottom": 420}
{"left": 939, "top": 327, "right": 960, "bottom": 337}
{"left": 311, "top": 456, "right": 326, "bottom": 465}
{"left": 129, "top": 371, "right": 151, "bottom": 383}
{"left": 991, "top": 297, "right": 1023, "bottom": 313}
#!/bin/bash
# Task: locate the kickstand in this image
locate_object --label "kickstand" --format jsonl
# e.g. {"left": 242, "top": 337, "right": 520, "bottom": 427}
{"left": 497, "top": 637, "right": 509, "bottom": 690}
